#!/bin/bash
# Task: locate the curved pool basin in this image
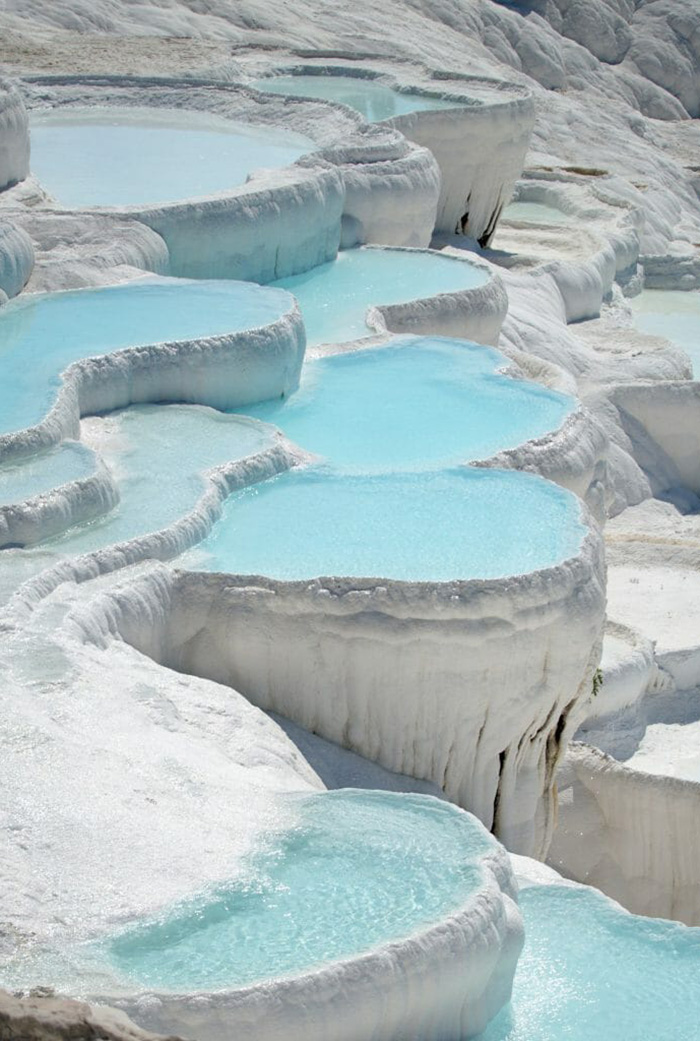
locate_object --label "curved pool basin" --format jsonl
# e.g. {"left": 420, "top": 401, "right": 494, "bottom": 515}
{"left": 0, "top": 442, "right": 96, "bottom": 506}
{"left": 237, "top": 336, "right": 573, "bottom": 472}
{"left": 0, "top": 276, "right": 294, "bottom": 437}
{"left": 478, "top": 883, "right": 700, "bottom": 1041}
{"left": 271, "top": 247, "right": 489, "bottom": 345}
{"left": 106, "top": 790, "right": 494, "bottom": 991}
{"left": 38, "top": 405, "right": 279, "bottom": 556}
{"left": 192, "top": 467, "right": 587, "bottom": 582}
{"left": 30, "top": 107, "right": 316, "bottom": 208}
{"left": 630, "top": 290, "right": 700, "bottom": 375}
{"left": 251, "top": 75, "right": 466, "bottom": 123}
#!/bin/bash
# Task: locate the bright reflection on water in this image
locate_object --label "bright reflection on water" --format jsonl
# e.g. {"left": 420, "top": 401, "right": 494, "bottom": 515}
{"left": 271, "top": 247, "right": 488, "bottom": 345}
{"left": 193, "top": 467, "right": 586, "bottom": 581}
{"left": 30, "top": 107, "right": 316, "bottom": 207}
{"left": 236, "top": 337, "right": 573, "bottom": 472}
{"left": 106, "top": 791, "right": 492, "bottom": 990}
{"left": 0, "top": 277, "right": 291, "bottom": 436}
{"left": 252, "top": 74, "right": 466, "bottom": 122}
{"left": 0, "top": 442, "right": 95, "bottom": 506}
{"left": 478, "top": 884, "right": 700, "bottom": 1041}
{"left": 630, "top": 289, "right": 700, "bottom": 376}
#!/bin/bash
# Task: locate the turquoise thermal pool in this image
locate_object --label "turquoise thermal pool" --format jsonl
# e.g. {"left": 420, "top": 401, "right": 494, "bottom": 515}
{"left": 29, "top": 107, "right": 316, "bottom": 208}
{"left": 106, "top": 790, "right": 493, "bottom": 991}
{"left": 191, "top": 467, "right": 587, "bottom": 581}
{"left": 271, "top": 247, "right": 489, "bottom": 345}
{"left": 238, "top": 337, "right": 573, "bottom": 472}
{"left": 630, "top": 290, "right": 700, "bottom": 376}
{"left": 252, "top": 74, "right": 466, "bottom": 122}
{"left": 0, "top": 277, "right": 293, "bottom": 437}
{"left": 478, "top": 884, "right": 700, "bottom": 1041}
{"left": 27, "top": 405, "right": 277, "bottom": 558}
{"left": 0, "top": 442, "right": 96, "bottom": 506}
{"left": 502, "top": 202, "right": 570, "bottom": 224}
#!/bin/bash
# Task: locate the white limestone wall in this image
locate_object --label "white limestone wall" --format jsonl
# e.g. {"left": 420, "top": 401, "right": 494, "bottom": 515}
{"left": 0, "top": 220, "right": 34, "bottom": 301}
{"left": 608, "top": 381, "right": 700, "bottom": 496}
{"left": 107, "top": 844, "right": 521, "bottom": 1041}
{"left": 0, "top": 79, "right": 29, "bottom": 193}
{"left": 389, "top": 86, "right": 535, "bottom": 244}
{"left": 367, "top": 252, "right": 508, "bottom": 346}
{"left": 0, "top": 300, "right": 306, "bottom": 464}
{"left": 113, "top": 526, "right": 606, "bottom": 860}
{"left": 0, "top": 449, "right": 118, "bottom": 549}
{"left": 299, "top": 129, "right": 441, "bottom": 249}
{"left": 549, "top": 742, "right": 700, "bottom": 925}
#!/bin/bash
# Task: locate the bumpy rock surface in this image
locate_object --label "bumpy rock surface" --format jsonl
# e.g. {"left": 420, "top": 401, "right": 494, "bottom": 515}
{"left": 0, "top": 989, "right": 184, "bottom": 1041}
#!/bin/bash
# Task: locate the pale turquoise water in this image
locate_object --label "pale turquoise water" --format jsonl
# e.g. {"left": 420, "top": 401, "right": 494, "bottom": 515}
{"left": 271, "top": 248, "right": 488, "bottom": 345}
{"left": 237, "top": 337, "right": 573, "bottom": 472}
{"left": 252, "top": 75, "right": 466, "bottom": 122}
{"left": 107, "top": 791, "right": 493, "bottom": 990}
{"left": 479, "top": 884, "right": 700, "bottom": 1041}
{"left": 40, "top": 405, "right": 276, "bottom": 556}
{"left": 0, "top": 277, "right": 292, "bottom": 436}
{"left": 193, "top": 467, "right": 586, "bottom": 581}
{"left": 630, "top": 290, "right": 700, "bottom": 375}
{"left": 30, "top": 107, "right": 316, "bottom": 208}
{"left": 502, "top": 202, "right": 570, "bottom": 224}
{"left": 0, "top": 443, "right": 95, "bottom": 506}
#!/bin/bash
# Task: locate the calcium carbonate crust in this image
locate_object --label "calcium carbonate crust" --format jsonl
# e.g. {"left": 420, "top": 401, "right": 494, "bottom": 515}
{"left": 0, "top": 220, "right": 34, "bottom": 300}
{"left": 0, "top": 445, "right": 118, "bottom": 549}
{"left": 99, "top": 839, "right": 522, "bottom": 1041}
{"left": 549, "top": 741, "right": 700, "bottom": 926}
{"left": 0, "top": 285, "right": 306, "bottom": 464}
{"left": 0, "top": 78, "right": 29, "bottom": 193}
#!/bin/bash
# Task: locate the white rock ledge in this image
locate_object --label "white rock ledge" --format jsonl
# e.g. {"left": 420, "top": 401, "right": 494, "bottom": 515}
{"left": 0, "top": 290, "right": 306, "bottom": 465}
{"left": 361, "top": 247, "right": 508, "bottom": 347}
{"left": 0, "top": 445, "right": 118, "bottom": 549}
{"left": 102, "top": 844, "right": 522, "bottom": 1041}
{"left": 0, "top": 78, "right": 29, "bottom": 193}
{"left": 102, "top": 521, "right": 606, "bottom": 860}
{"left": 0, "top": 220, "right": 34, "bottom": 301}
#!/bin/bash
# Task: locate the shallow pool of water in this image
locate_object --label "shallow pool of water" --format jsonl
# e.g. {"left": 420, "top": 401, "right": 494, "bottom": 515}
{"left": 252, "top": 74, "right": 466, "bottom": 122}
{"left": 107, "top": 790, "right": 492, "bottom": 990}
{"left": 30, "top": 107, "right": 316, "bottom": 208}
{"left": 0, "top": 277, "right": 293, "bottom": 437}
{"left": 630, "top": 290, "right": 700, "bottom": 375}
{"left": 41, "top": 405, "right": 276, "bottom": 556}
{"left": 502, "top": 202, "right": 570, "bottom": 224}
{"left": 238, "top": 337, "right": 573, "bottom": 472}
{"left": 271, "top": 247, "right": 488, "bottom": 345}
{"left": 479, "top": 883, "right": 700, "bottom": 1041}
{"left": 193, "top": 467, "right": 586, "bottom": 581}
{"left": 0, "top": 442, "right": 96, "bottom": 506}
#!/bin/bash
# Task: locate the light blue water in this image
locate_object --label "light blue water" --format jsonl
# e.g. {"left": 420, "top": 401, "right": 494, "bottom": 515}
{"left": 271, "top": 247, "right": 488, "bottom": 345}
{"left": 40, "top": 405, "right": 276, "bottom": 556}
{"left": 237, "top": 337, "right": 573, "bottom": 472}
{"left": 0, "top": 443, "right": 95, "bottom": 506}
{"left": 0, "top": 277, "right": 292, "bottom": 436}
{"left": 502, "top": 202, "right": 570, "bottom": 224}
{"left": 30, "top": 107, "right": 316, "bottom": 208}
{"left": 479, "top": 884, "right": 700, "bottom": 1041}
{"left": 106, "top": 790, "right": 493, "bottom": 990}
{"left": 630, "top": 290, "right": 700, "bottom": 376}
{"left": 252, "top": 74, "right": 466, "bottom": 122}
{"left": 193, "top": 467, "right": 586, "bottom": 581}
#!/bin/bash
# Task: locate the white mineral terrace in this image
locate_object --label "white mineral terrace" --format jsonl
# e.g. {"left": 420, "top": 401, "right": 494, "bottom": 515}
{"left": 1, "top": 4, "right": 700, "bottom": 1040}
